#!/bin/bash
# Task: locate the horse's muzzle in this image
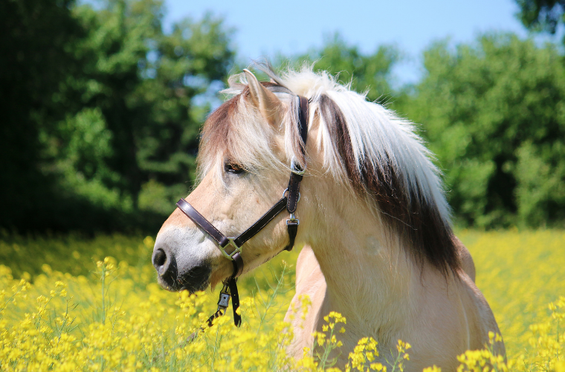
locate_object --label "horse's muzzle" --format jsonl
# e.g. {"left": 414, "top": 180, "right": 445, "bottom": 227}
{"left": 152, "top": 247, "right": 211, "bottom": 292}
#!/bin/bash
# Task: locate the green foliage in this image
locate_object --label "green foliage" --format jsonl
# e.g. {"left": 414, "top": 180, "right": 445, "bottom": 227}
{"left": 59, "top": 0, "right": 235, "bottom": 211}
{"left": 134, "top": 12, "right": 234, "bottom": 193}
{"left": 0, "top": 0, "right": 84, "bottom": 230}
{"left": 397, "top": 34, "right": 565, "bottom": 227}
{"left": 516, "top": 0, "right": 565, "bottom": 34}
{"left": 3, "top": 1, "right": 565, "bottom": 231}
{"left": 1, "top": 0, "right": 235, "bottom": 233}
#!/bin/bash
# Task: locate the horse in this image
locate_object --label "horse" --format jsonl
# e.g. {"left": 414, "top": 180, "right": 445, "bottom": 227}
{"left": 151, "top": 66, "right": 505, "bottom": 370}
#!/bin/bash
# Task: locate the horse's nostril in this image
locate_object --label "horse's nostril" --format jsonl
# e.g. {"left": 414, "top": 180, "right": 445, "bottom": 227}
{"left": 153, "top": 248, "right": 167, "bottom": 268}
{"left": 152, "top": 247, "right": 179, "bottom": 290}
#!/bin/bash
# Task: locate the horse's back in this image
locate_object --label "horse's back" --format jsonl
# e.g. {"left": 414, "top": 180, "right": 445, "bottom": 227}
{"left": 457, "top": 271, "right": 505, "bottom": 355}
{"left": 407, "top": 265, "right": 505, "bottom": 370}
{"left": 452, "top": 239, "right": 505, "bottom": 356}
{"left": 399, "top": 239, "right": 504, "bottom": 370}
{"left": 455, "top": 236, "right": 476, "bottom": 282}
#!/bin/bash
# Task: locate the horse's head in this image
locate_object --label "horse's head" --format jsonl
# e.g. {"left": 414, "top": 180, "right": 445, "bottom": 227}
{"left": 152, "top": 69, "right": 311, "bottom": 292}
{"left": 153, "top": 66, "right": 461, "bottom": 294}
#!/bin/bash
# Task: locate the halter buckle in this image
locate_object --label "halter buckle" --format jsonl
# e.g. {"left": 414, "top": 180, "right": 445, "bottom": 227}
{"left": 220, "top": 238, "right": 242, "bottom": 261}
{"left": 286, "top": 213, "right": 299, "bottom": 226}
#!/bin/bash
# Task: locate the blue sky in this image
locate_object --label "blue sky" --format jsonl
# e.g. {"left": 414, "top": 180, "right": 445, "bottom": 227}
{"left": 163, "top": 0, "right": 559, "bottom": 85}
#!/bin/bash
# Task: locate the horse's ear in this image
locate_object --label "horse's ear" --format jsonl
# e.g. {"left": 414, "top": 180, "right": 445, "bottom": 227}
{"left": 243, "top": 69, "right": 282, "bottom": 126}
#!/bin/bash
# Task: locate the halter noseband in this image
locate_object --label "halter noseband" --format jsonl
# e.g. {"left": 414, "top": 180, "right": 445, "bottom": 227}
{"left": 176, "top": 96, "right": 309, "bottom": 331}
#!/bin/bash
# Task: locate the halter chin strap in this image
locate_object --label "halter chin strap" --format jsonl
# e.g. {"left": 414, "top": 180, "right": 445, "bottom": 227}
{"left": 177, "top": 95, "right": 309, "bottom": 331}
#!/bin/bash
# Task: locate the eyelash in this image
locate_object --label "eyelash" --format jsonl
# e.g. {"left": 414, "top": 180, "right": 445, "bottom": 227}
{"left": 224, "top": 161, "right": 245, "bottom": 174}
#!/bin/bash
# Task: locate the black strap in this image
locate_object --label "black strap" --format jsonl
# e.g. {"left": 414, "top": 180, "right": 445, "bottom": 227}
{"left": 286, "top": 174, "right": 302, "bottom": 214}
{"left": 286, "top": 96, "right": 309, "bottom": 215}
{"left": 284, "top": 96, "right": 309, "bottom": 250}
{"left": 231, "top": 251, "right": 244, "bottom": 279}
{"left": 176, "top": 198, "right": 229, "bottom": 247}
{"left": 188, "top": 274, "right": 240, "bottom": 340}
{"left": 177, "top": 197, "right": 288, "bottom": 257}
{"left": 285, "top": 220, "right": 299, "bottom": 251}
{"left": 227, "top": 253, "right": 242, "bottom": 327}
{"left": 227, "top": 277, "right": 241, "bottom": 326}
{"left": 205, "top": 306, "right": 226, "bottom": 328}
{"left": 233, "top": 197, "right": 288, "bottom": 247}
{"left": 200, "top": 252, "right": 242, "bottom": 329}
{"left": 298, "top": 96, "right": 309, "bottom": 149}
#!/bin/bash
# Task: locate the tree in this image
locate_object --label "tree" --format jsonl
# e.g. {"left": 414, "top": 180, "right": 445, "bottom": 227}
{"left": 1, "top": 0, "right": 235, "bottom": 232}
{"left": 516, "top": 0, "right": 565, "bottom": 34}
{"left": 135, "top": 13, "right": 235, "bottom": 214}
{"left": 55, "top": 1, "right": 235, "bottom": 214}
{"left": 398, "top": 33, "right": 565, "bottom": 227}
{"left": 0, "top": 0, "right": 85, "bottom": 230}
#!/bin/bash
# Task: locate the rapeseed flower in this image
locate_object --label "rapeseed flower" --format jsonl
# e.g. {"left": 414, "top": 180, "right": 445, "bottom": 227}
{"left": 0, "top": 230, "right": 563, "bottom": 370}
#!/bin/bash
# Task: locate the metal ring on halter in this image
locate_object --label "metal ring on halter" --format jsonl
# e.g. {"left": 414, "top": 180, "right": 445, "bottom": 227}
{"left": 282, "top": 188, "right": 301, "bottom": 202}
{"left": 219, "top": 238, "right": 242, "bottom": 261}
{"left": 290, "top": 157, "right": 306, "bottom": 176}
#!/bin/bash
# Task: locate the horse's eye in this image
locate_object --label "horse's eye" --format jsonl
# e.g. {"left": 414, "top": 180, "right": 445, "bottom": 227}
{"left": 224, "top": 161, "right": 245, "bottom": 174}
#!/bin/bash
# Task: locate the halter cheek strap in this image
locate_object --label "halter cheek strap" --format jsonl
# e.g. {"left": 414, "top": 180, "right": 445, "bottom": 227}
{"left": 177, "top": 95, "right": 309, "bottom": 332}
{"left": 285, "top": 95, "right": 309, "bottom": 251}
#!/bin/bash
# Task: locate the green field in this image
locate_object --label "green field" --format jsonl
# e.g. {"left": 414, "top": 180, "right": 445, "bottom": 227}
{"left": 0, "top": 230, "right": 564, "bottom": 371}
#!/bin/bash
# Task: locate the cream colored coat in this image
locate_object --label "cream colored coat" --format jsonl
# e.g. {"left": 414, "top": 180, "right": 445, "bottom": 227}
{"left": 285, "top": 238, "right": 504, "bottom": 370}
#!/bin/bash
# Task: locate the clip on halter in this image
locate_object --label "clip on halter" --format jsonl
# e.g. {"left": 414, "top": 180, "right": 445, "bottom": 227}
{"left": 179, "top": 95, "right": 309, "bottom": 337}
{"left": 206, "top": 277, "right": 241, "bottom": 328}
{"left": 187, "top": 261, "right": 242, "bottom": 342}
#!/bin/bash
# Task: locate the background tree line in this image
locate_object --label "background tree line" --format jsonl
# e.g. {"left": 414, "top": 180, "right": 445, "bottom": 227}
{"left": 1, "top": 0, "right": 564, "bottom": 233}
{"left": 1, "top": 0, "right": 234, "bottom": 232}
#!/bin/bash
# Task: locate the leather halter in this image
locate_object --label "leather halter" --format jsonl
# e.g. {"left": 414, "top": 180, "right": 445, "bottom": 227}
{"left": 176, "top": 96, "right": 309, "bottom": 330}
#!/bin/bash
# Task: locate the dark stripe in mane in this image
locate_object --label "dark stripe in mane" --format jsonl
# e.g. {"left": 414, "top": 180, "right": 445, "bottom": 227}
{"left": 199, "top": 82, "right": 281, "bottom": 167}
{"left": 319, "top": 94, "right": 460, "bottom": 276}
{"left": 200, "top": 82, "right": 305, "bottom": 174}
{"left": 199, "top": 94, "right": 240, "bottom": 164}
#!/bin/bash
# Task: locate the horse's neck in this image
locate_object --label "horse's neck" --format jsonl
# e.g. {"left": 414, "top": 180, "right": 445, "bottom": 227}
{"left": 304, "top": 193, "right": 420, "bottom": 339}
